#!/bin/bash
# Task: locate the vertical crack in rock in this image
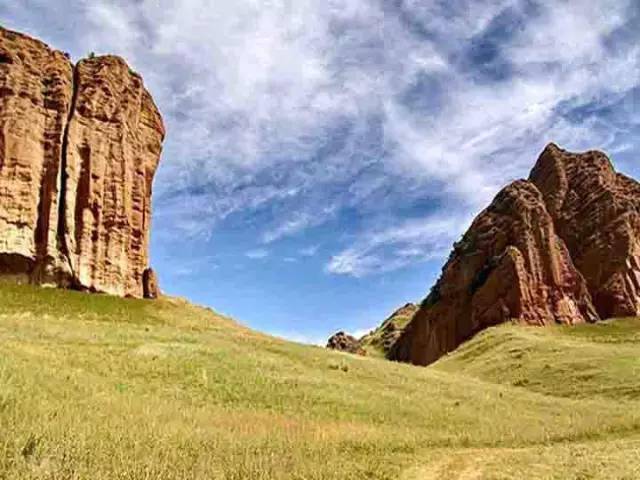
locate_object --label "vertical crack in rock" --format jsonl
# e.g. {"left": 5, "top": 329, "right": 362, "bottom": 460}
{"left": 0, "top": 27, "right": 72, "bottom": 280}
{"left": 0, "top": 26, "right": 164, "bottom": 298}
{"left": 34, "top": 69, "right": 67, "bottom": 266}
{"left": 56, "top": 61, "right": 81, "bottom": 281}
{"left": 66, "top": 57, "right": 165, "bottom": 297}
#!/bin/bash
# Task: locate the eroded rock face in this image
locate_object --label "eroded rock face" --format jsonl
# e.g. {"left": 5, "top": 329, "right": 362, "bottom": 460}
{"left": 0, "top": 28, "right": 73, "bottom": 281}
{"left": 530, "top": 144, "right": 640, "bottom": 318}
{"left": 62, "top": 56, "right": 165, "bottom": 297}
{"left": 0, "top": 26, "right": 164, "bottom": 298}
{"left": 391, "top": 170, "right": 602, "bottom": 366}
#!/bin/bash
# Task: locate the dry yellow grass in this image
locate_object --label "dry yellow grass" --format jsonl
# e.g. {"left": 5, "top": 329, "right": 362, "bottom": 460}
{"left": 1, "top": 281, "right": 640, "bottom": 479}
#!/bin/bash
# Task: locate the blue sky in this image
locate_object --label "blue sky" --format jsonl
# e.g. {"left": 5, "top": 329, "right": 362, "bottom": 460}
{"left": 2, "top": 0, "right": 639, "bottom": 343}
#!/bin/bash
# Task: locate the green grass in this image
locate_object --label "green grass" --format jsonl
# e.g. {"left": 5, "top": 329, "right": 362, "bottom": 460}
{"left": 435, "top": 319, "right": 640, "bottom": 400}
{"left": 2, "top": 281, "right": 640, "bottom": 478}
{"left": 359, "top": 313, "right": 413, "bottom": 358}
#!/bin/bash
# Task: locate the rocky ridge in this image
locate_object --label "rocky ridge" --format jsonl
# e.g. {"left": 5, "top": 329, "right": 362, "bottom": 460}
{"left": 0, "top": 26, "right": 164, "bottom": 298}
{"left": 390, "top": 144, "right": 639, "bottom": 366}
{"left": 327, "top": 303, "right": 418, "bottom": 357}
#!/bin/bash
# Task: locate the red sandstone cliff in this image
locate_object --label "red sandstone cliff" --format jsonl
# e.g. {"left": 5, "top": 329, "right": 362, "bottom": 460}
{"left": 530, "top": 144, "right": 640, "bottom": 319}
{"left": 0, "top": 26, "right": 164, "bottom": 298}
{"left": 0, "top": 27, "right": 73, "bottom": 282}
{"left": 391, "top": 144, "right": 637, "bottom": 366}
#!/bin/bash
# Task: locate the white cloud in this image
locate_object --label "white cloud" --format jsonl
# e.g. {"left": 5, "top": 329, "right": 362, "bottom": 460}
{"left": 299, "top": 245, "right": 320, "bottom": 257}
{"left": 4, "top": 0, "right": 638, "bottom": 278}
{"left": 245, "top": 249, "right": 269, "bottom": 260}
{"left": 326, "top": 212, "right": 473, "bottom": 277}
{"left": 324, "top": 0, "right": 640, "bottom": 277}
{"left": 262, "top": 210, "right": 331, "bottom": 244}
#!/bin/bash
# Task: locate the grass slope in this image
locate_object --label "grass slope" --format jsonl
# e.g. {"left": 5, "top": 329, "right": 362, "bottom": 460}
{"left": 1, "top": 282, "right": 640, "bottom": 479}
{"left": 359, "top": 306, "right": 415, "bottom": 358}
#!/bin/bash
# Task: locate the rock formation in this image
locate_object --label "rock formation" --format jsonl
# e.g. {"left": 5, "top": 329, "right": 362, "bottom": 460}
{"left": 391, "top": 144, "right": 638, "bottom": 366}
{"left": 0, "top": 26, "right": 164, "bottom": 298}
{"left": 326, "top": 303, "right": 417, "bottom": 357}
{"left": 326, "top": 332, "right": 364, "bottom": 355}
{"left": 143, "top": 268, "right": 160, "bottom": 300}
{"left": 530, "top": 144, "right": 640, "bottom": 319}
{"left": 0, "top": 26, "right": 73, "bottom": 282}
{"left": 359, "top": 303, "right": 417, "bottom": 356}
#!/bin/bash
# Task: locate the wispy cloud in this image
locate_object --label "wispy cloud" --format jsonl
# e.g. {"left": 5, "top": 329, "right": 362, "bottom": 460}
{"left": 299, "top": 245, "right": 320, "bottom": 257}
{"left": 4, "top": 0, "right": 638, "bottom": 278}
{"left": 262, "top": 209, "right": 334, "bottom": 244}
{"left": 325, "top": 0, "right": 640, "bottom": 276}
{"left": 326, "top": 212, "right": 473, "bottom": 277}
{"left": 245, "top": 249, "right": 270, "bottom": 260}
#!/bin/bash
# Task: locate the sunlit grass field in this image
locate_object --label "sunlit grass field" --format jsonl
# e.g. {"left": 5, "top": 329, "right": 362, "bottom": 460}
{"left": 2, "top": 281, "right": 640, "bottom": 479}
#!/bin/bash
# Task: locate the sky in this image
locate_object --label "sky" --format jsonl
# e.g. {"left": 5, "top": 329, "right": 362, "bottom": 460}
{"left": 2, "top": 0, "right": 639, "bottom": 344}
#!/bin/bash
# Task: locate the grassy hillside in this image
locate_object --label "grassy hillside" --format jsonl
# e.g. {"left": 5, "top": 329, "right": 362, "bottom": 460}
{"left": 2, "top": 282, "right": 640, "bottom": 479}
{"left": 359, "top": 304, "right": 416, "bottom": 358}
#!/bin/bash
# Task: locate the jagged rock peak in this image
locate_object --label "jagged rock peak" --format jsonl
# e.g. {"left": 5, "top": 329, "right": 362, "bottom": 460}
{"left": 0, "top": 26, "right": 164, "bottom": 298}
{"left": 389, "top": 144, "right": 639, "bottom": 366}
{"left": 391, "top": 171, "right": 598, "bottom": 366}
{"left": 530, "top": 143, "right": 640, "bottom": 318}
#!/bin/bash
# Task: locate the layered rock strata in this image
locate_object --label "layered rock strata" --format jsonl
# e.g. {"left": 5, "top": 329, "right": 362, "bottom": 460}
{"left": 0, "top": 26, "right": 164, "bottom": 298}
